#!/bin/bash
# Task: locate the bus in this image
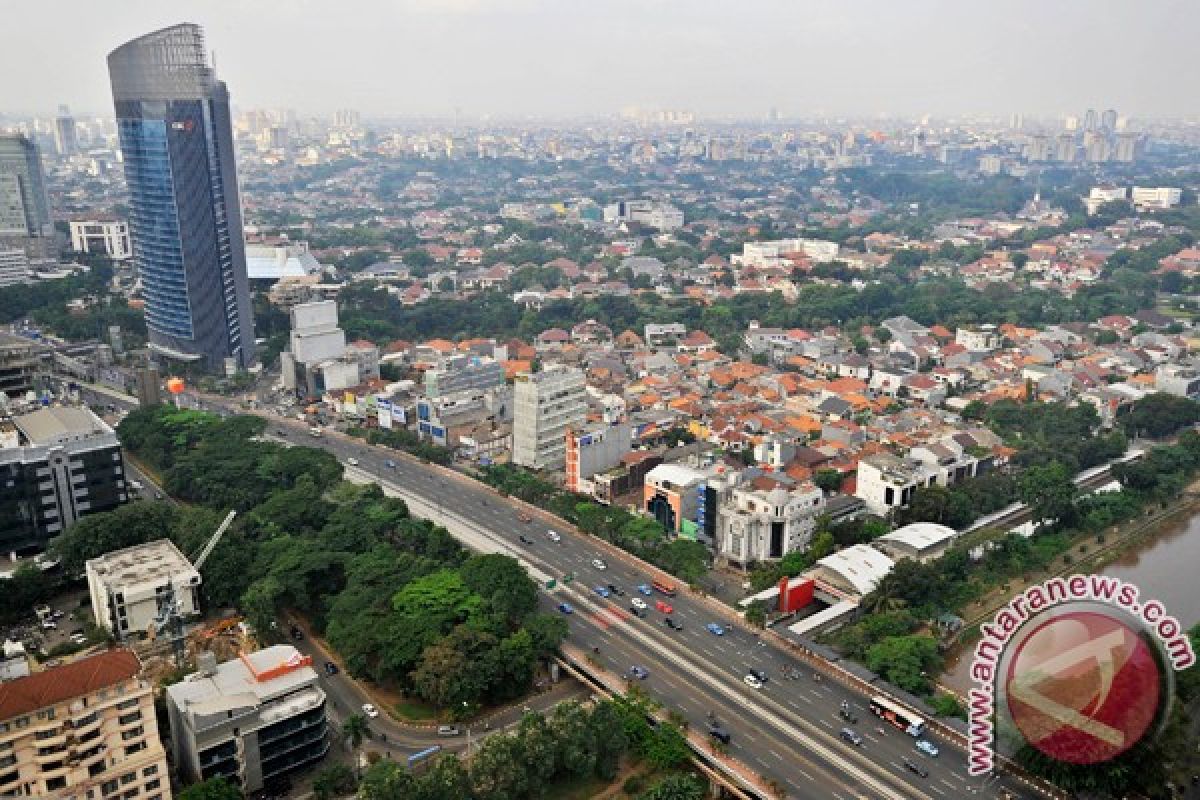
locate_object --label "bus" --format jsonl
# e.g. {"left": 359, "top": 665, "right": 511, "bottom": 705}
{"left": 651, "top": 579, "right": 677, "bottom": 597}
{"left": 869, "top": 695, "right": 926, "bottom": 737}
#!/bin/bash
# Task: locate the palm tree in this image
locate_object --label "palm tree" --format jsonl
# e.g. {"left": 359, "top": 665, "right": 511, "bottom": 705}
{"left": 342, "top": 713, "right": 369, "bottom": 778}
{"left": 861, "top": 572, "right": 906, "bottom": 614}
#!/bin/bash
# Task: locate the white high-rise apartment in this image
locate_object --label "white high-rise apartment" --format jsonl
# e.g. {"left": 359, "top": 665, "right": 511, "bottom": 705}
{"left": 512, "top": 366, "right": 586, "bottom": 470}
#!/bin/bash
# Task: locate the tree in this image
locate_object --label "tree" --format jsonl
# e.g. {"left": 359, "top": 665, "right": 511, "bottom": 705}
{"left": 176, "top": 777, "right": 242, "bottom": 800}
{"left": 744, "top": 599, "right": 767, "bottom": 629}
{"left": 866, "top": 635, "right": 941, "bottom": 694}
{"left": 343, "top": 713, "right": 370, "bottom": 778}
{"left": 638, "top": 773, "right": 707, "bottom": 800}
{"left": 642, "top": 723, "right": 692, "bottom": 770}
{"left": 51, "top": 501, "right": 177, "bottom": 573}
{"left": 522, "top": 613, "right": 568, "bottom": 658}
{"left": 1018, "top": 462, "right": 1077, "bottom": 525}
{"left": 813, "top": 469, "right": 844, "bottom": 494}
{"left": 313, "top": 763, "right": 358, "bottom": 799}
{"left": 460, "top": 554, "right": 538, "bottom": 624}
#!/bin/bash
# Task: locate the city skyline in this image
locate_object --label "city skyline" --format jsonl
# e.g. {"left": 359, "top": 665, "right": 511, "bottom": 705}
{"left": 3, "top": 0, "right": 1199, "bottom": 119}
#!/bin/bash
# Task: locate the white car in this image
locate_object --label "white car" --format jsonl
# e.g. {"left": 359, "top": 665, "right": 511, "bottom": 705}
{"left": 546, "top": 529, "right": 562, "bottom": 543}
{"left": 347, "top": 458, "right": 360, "bottom": 466}
{"left": 631, "top": 597, "right": 648, "bottom": 610}
{"left": 361, "top": 703, "right": 379, "bottom": 718}
{"left": 591, "top": 559, "right": 607, "bottom": 570}
{"left": 743, "top": 674, "right": 764, "bottom": 689}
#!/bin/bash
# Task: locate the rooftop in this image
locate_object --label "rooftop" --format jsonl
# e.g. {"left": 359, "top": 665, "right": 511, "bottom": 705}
{"left": 166, "top": 645, "right": 318, "bottom": 721}
{"left": 0, "top": 649, "right": 141, "bottom": 721}
{"left": 877, "top": 522, "right": 958, "bottom": 552}
{"left": 12, "top": 406, "right": 112, "bottom": 446}
{"left": 86, "top": 538, "right": 198, "bottom": 592}
{"left": 816, "top": 544, "right": 894, "bottom": 596}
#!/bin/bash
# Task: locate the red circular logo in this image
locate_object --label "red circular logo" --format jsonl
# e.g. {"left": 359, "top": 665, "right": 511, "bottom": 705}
{"left": 1004, "top": 610, "right": 1162, "bottom": 764}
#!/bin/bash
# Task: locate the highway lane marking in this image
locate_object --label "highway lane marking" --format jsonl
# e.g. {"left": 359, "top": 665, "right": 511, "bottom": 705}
{"left": 769, "top": 748, "right": 784, "bottom": 761}
{"left": 928, "top": 785, "right": 946, "bottom": 796}
{"left": 368, "top": 472, "right": 919, "bottom": 799}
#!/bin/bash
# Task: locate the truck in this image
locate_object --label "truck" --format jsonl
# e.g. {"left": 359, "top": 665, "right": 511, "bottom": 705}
{"left": 309, "top": 427, "right": 322, "bottom": 438}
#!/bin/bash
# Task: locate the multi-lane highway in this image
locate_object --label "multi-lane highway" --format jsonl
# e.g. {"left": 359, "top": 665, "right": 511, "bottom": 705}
{"left": 252, "top": 412, "right": 1037, "bottom": 800}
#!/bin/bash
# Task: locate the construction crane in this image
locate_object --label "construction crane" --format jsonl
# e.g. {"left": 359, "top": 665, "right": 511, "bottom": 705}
{"left": 147, "top": 510, "right": 237, "bottom": 667}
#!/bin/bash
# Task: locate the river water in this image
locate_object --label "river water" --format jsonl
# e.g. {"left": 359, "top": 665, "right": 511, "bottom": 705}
{"left": 940, "top": 510, "right": 1200, "bottom": 694}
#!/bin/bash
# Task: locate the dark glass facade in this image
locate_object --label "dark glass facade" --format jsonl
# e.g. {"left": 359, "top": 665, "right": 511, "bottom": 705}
{"left": 108, "top": 24, "right": 255, "bottom": 370}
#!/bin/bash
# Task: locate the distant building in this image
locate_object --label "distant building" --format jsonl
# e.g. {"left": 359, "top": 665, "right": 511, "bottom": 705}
{"left": 0, "top": 333, "right": 38, "bottom": 397}
{"left": 0, "top": 249, "right": 28, "bottom": 287}
{"left": 512, "top": 367, "right": 587, "bottom": 470}
{"left": 733, "top": 238, "right": 839, "bottom": 267}
{"left": 69, "top": 218, "right": 132, "bottom": 260}
{"left": 425, "top": 355, "right": 505, "bottom": 398}
{"left": 0, "top": 648, "right": 170, "bottom": 800}
{"left": 1155, "top": 364, "right": 1200, "bottom": 399}
{"left": 0, "top": 406, "right": 128, "bottom": 554}
{"left": 280, "top": 301, "right": 370, "bottom": 396}
{"left": 644, "top": 323, "right": 687, "bottom": 348}
{"left": 86, "top": 539, "right": 201, "bottom": 639}
{"left": 565, "top": 421, "right": 632, "bottom": 493}
{"left": 0, "top": 133, "right": 53, "bottom": 241}
{"left": 244, "top": 242, "right": 323, "bottom": 281}
{"left": 603, "top": 200, "right": 684, "bottom": 231}
{"left": 1084, "top": 186, "right": 1128, "bottom": 215}
{"left": 955, "top": 325, "right": 1001, "bottom": 352}
{"left": 166, "top": 646, "right": 328, "bottom": 794}
{"left": 716, "top": 481, "right": 825, "bottom": 568}
{"left": 875, "top": 522, "right": 959, "bottom": 562}
{"left": 1130, "top": 187, "right": 1182, "bottom": 211}
{"left": 135, "top": 366, "right": 163, "bottom": 407}
{"left": 54, "top": 106, "right": 79, "bottom": 156}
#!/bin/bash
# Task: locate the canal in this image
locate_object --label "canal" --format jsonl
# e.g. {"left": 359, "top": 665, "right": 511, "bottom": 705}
{"left": 940, "top": 508, "right": 1200, "bottom": 695}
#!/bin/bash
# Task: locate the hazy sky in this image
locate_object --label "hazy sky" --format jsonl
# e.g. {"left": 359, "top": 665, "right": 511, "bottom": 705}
{"left": 4, "top": 0, "right": 1198, "bottom": 119}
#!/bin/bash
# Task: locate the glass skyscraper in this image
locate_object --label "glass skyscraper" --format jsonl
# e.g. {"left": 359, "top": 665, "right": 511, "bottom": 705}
{"left": 108, "top": 24, "right": 255, "bottom": 370}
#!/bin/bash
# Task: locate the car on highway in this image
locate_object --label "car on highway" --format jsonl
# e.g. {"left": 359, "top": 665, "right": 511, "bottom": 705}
{"left": 915, "top": 739, "right": 939, "bottom": 757}
{"left": 557, "top": 603, "right": 574, "bottom": 615}
{"left": 518, "top": 534, "right": 533, "bottom": 545}
{"left": 743, "top": 674, "right": 764, "bottom": 689}
{"left": 607, "top": 583, "right": 624, "bottom": 596}
{"left": 664, "top": 617, "right": 682, "bottom": 631}
{"left": 655, "top": 600, "right": 673, "bottom": 614}
{"left": 437, "top": 725, "right": 461, "bottom": 737}
{"left": 903, "top": 758, "right": 929, "bottom": 778}
{"left": 129, "top": 480, "right": 144, "bottom": 491}
{"left": 631, "top": 597, "right": 648, "bottom": 610}
{"left": 840, "top": 727, "right": 863, "bottom": 746}
{"left": 591, "top": 558, "right": 607, "bottom": 570}
{"left": 324, "top": 661, "right": 339, "bottom": 675}
{"left": 385, "top": 460, "right": 396, "bottom": 469}
{"left": 707, "top": 725, "right": 731, "bottom": 744}
{"left": 347, "top": 458, "right": 359, "bottom": 466}
{"left": 362, "top": 703, "right": 379, "bottom": 719}
{"left": 839, "top": 708, "right": 858, "bottom": 724}
{"left": 706, "top": 623, "right": 725, "bottom": 636}
{"left": 546, "top": 529, "right": 562, "bottom": 542}
{"left": 747, "top": 668, "right": 768, "bottom": 684}
{"left": 628, "top": 666, "right": 649, "bottom": 680}
{"left": 636, "top": 584, "right": 653, "bottom": 596}
{"left": 593, "top": 586, "right": 611, "bottom": 598}
{"left": 629, "top": 604, "right": 647, "bottom": 618}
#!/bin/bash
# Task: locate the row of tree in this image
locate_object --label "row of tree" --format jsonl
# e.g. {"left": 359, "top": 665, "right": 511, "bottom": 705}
{"left": 355, "top": 698, "right": 699, "bottom": 800}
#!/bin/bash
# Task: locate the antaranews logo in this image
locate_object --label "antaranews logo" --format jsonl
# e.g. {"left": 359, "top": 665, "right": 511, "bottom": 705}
{"left": 968, "top": 574, "right": 1195, "bottom": 776}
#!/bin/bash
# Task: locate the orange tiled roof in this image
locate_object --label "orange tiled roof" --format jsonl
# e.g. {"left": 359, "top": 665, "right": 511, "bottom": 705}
{"left": 0, "top": 649, "right": 140, "bottom": 721}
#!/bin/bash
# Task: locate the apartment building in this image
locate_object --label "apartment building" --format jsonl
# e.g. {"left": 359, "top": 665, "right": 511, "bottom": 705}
{"left": 0, "top": 407, "right": 128, "bottom": 555}
{"left": 1130, "top": 186, "right": 1182, "bottom": 211}
{"left": 86, "top": 540, "right": 201, "bottom": 639}
{"left": 166, "top": 647, "right": 327, "bottom": 794}
{"left": 716, "top": 482, "right": 825, "bottom": 568}
{"left": 512, "top": 367, "right": 586, "bottom": 470}
{"left": 0, "top": 648, "right": 169, "bottom": 800}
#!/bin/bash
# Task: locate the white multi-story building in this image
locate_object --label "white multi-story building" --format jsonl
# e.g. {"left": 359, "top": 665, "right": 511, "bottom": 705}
{"left": 1084, "top": 186, "right": 1128, "bottom": 215}
{"left": 955, "top": 324, "right": 1001, "bottom": 352}
{"left": 166, "top": 647, "right": 327, "bottom": 795}
{"left": 1130, "top": 187, "right": 1182, "bottom": 211}
{"left": 86, "top": 539, "right": 201, "bottom": 639}
{"left": 0, "top": 649, "right": 171, "bottom": 800}
{"left": 602, "top": 200, "right": 684, "bottom": 231}
{"left": 0, "top": 248, "right": 27, "bottom": 287}
{"left": 69, "top": 218, "right": 132, "bottom": 260}
{"left": 855, "top": 431, "right": 994, "bottom": 516}
{"left": 280, "top": 300, "right": 369, "bottom": 396}
{"left": 512, "top": 366, "right": 587, "bottom": 470}
{"left": 716, "top": 482, "right": 825, "bottom": 568}
{"left": 733, "top": 238, "right": 840, "bottom": 267}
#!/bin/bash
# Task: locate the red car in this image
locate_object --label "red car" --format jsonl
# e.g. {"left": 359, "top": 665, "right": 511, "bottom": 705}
{"left": 655, "top": 600, "right": 673, "bottom": 614}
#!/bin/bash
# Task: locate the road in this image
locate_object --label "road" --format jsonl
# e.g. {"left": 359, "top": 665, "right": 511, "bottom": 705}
{"left": 261, "top": 415, "right": 1035, "bottom": 800}
{"left": 91, "top": 385, "right": 1038, "bottom": 799}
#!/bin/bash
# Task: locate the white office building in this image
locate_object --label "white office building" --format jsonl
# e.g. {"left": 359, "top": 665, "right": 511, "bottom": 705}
{"left": 280, "top": 300, "right": 367, "bottom": 396}
{"left": 86, "top": 539, "right": 201, "bottom": 639}
{"left": 733, "top": 238, "right": 840, "bottom": 267}
{"left": 512, "top": 366, "right": 587, "bottom": 470}
{"left": 166, "top": 646, "right": 328, "bottom": 794}
{"left": 69, "top": 218, "right": 132, "bottom": 260}
{"left": 716, "top": 482, "right": 825, "bottom": 568}
{"left": 1130, "top": 187, "right": 1182, "bottom": 211}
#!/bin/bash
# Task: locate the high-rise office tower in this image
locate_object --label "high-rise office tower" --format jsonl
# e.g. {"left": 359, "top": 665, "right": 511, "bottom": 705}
{"left": 1082, "top": 108, "right": 1099, "bottom": 132}
{"left": 0, "top": 133, "right": 53, "bottom": 239}
{"left": 1100, "top": 108, "right": 1118, "bottom": 134}
{"left": 108, "top": 23, "right": 255, "bottom": 370}
{"left": 54, "top": 104, "right": 78, "bottom": 155}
